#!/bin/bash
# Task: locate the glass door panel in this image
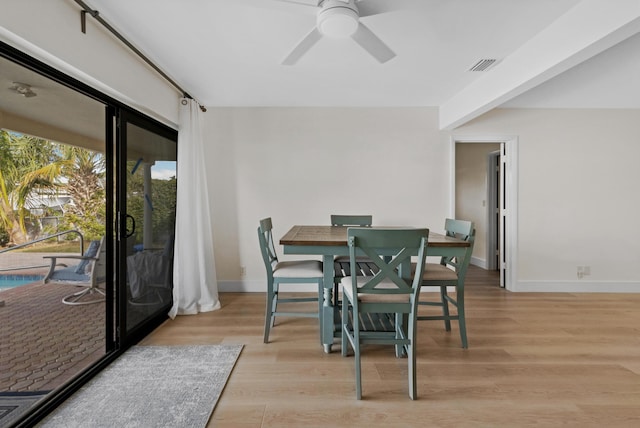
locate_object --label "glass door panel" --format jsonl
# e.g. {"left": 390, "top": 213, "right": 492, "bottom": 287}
{"left": 118, "top": 113, "right": 177, "bottom": 343}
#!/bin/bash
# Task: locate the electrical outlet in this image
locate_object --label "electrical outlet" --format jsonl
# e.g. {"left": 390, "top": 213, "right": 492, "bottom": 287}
{"left": 240, "top": 266, "right": 246, "bottom": 277}
{"left": 577, "top": 266, "right": 591, "bottom": 279}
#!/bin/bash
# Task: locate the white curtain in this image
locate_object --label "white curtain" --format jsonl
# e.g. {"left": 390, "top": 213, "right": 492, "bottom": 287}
{"left": 169, "top": 98, "right": 220, "bottom": 318}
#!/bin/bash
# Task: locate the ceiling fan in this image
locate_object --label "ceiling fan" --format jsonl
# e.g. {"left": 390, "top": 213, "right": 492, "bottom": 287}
{"left": 277, "top": 0, "right": 397, "bottom": 65}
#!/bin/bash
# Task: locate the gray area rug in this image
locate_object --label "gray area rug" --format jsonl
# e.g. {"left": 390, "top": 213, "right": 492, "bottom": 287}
{"left": 37, "top": 344, "right": 243, "bottom": 428}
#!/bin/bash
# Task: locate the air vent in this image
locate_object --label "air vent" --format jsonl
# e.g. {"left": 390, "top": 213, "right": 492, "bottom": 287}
{"left": 468, "top": 59, "right": 498, "bottom": 72}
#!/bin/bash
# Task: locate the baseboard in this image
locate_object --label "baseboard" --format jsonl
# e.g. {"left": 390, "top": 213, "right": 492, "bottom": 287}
{"left": 514, "top": 280, "right": 640, "bottom": 293}
{"left": 218, "top": 280, "right": 315, "bottom": 293}
{"left": 219, "top": 279, "right": 640, "bottom": 294}
{"left": 470, "top": 257, "right": 487, "bottom": 269}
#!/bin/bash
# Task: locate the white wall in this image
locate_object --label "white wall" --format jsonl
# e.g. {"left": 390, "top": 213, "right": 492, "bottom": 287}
{"left": 0, "top": 0, "right": 179, "bottom": 126}
{"left": 203, "top": 107, "right": 451, "bottom": 290}
{"left": 209, "top": 107, "right": 640, "bottom": 293}
{"left": 456, "top": 108, "right": 640, "bottom": 291}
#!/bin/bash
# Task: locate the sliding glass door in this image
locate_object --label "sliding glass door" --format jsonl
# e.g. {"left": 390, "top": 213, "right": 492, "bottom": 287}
{"left": 116, "top": 111, "right": 177, "bottom": 346}
{"left": 1, "top": 41, "right": 177, "bottom": 426}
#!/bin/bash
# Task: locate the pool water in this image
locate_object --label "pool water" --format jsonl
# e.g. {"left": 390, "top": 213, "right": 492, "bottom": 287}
{"left": 0, "top": 275, "right": 44, "bottom": 290}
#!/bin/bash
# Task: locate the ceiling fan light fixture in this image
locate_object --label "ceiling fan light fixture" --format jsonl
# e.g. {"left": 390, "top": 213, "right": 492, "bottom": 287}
{"left": 317, "top": 5, "right": 359, "bottom": 38}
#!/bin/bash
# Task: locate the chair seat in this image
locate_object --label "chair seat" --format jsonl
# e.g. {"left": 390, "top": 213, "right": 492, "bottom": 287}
{"left": 48, "top": 266, "right": 91, "bottom": 283}
{"left": 423, "top": 263, "right": 458, "bottom": 281}
{"left": 273, "top": 260, "right": 322, "bottom": 278}
{"left": 411, "top": 262, "right": 458, "bottom": 281}
{"left": 341, "top": 276, "right": 411, "bottom": 303}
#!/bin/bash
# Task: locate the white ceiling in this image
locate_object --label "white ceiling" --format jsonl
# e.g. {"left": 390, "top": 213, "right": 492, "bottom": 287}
{"left": 1, "top": 0, "right": 639, "bottom": 140}
{"left": 79, "top": 0, "right": 640, "bottom": 116}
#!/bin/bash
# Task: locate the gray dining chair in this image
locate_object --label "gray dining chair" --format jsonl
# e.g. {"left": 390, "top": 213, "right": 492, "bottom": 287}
{"left": 341, "top": 227, "right": 429, "bottom": 400}
{"left": 416, "top": 218, "right": 475, "bottom": 348}
{"left": 257, "top": 217, "right": 324, "bottom": 343}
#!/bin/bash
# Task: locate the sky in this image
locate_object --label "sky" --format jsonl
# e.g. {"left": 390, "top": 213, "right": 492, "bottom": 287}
{"left": 151, "top": 161, "right": 176, "bottom": 180}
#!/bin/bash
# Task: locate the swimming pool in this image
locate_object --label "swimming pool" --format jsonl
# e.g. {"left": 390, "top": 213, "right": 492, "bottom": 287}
{"left": 0, "top": 275, "right": 44, "bottom": 290}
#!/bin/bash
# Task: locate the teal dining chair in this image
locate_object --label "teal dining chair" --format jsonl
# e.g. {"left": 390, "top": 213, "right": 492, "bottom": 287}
{"left": 417, "top": 218, "right": 475, "bottom": 348}
{"left": 341, "top": 227, "right": 429, "bottom": 400}
{"left": 330, "top": 215, "right": 373, "bottom": 228}
{"left": 257, "top": 217, "right": 324, "bottom": 343}
{"left": 331, "top": 215, "right": 374, "bottom": 305}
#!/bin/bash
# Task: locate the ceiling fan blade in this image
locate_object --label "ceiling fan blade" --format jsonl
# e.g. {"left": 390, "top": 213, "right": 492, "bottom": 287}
{"left": 356, "top": 0, "right": 402, "bottom": 18}
{"left": 275, "top": 0, "right": 322, "bottom": 6}
{"left": 240, "top": 0, "right": 317, "bottom": 14}
{"left": 282, "top": 27, "right": 323, "bottom": 65}
{"left": 351, "top": 23, "right": 395, "bottom": 63}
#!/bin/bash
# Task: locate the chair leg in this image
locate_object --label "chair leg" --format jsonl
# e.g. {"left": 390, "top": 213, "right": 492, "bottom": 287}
{"left": 341, "top": 297, "right": 349, "bottom": 357}
{"left": 456, "top": 285, "right": 468, "bottom": 349}
{"left": 408, "top": 317, "right": 417, "bottom": 400}
{"left": 263, "top": 279, "right": 276, "bottom": 343}
{"left": 353, "top": 311, "right": 362, "bottom": 400}
{"left": 440, "top": 286, "right": 452, "bottom": 331}
{"left": 395, "top": 313, "right": 407, "bottom": 358}
{"left": 271, "top": 282, "right": 280, "bottom": 328}
{"left": 62, "top": 286, "right": 105, "bottom": 305}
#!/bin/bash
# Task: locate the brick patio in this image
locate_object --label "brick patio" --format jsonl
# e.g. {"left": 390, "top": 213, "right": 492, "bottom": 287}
{"left": 0, "top": 261, "right": 105, "bottom": 393}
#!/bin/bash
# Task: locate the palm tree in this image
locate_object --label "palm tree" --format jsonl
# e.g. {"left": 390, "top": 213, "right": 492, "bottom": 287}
{"left": 58, "top": 146, "right": 106, "bottom": 241}
{"left": 0, "top": 131, "right": 68, "bottom": 245}
{"left": 0, "top": 131, "right": 106, "bottom": 245}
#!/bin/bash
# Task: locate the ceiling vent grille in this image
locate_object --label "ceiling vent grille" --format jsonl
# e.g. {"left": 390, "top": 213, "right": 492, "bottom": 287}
{"left": 468, "top": 59, "right": 498, "bottom": 72}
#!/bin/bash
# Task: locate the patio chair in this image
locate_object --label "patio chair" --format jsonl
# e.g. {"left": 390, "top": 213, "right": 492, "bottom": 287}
{"left": 43, "top": 237, "right": 106, "bottom": 305}
{"left": 341, "top": 227, "right": 429, "bottom": 399}
{"left": 127, "top": 234, "right": 174, "bottom": 306}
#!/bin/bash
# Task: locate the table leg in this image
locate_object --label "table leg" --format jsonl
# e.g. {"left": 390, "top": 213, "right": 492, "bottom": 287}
{"left": 322, "top": 254, "right": 335, "bottom": 353}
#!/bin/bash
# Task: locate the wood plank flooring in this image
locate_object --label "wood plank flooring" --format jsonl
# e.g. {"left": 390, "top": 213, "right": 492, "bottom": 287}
{"left": 140, "top": 266, "right": 640, "bottom": 427}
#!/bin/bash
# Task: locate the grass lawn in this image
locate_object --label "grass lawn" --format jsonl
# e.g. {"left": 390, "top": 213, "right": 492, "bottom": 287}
{"left": 15, "top": 241, "right": 84, "bottom": 253}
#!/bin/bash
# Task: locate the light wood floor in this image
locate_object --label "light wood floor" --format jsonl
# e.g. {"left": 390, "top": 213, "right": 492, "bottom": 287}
{"left": 140, "top": 266, "right": 640, "bottom": 427}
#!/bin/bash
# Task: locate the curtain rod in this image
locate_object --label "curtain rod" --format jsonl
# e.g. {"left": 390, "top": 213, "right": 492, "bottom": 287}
{"left": 73, "top": 0, "right": 206, "bottom": 112}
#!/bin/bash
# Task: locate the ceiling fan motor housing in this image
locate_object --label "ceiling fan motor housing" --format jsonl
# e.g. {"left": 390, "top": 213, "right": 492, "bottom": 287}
{"left": 317, "top": 0, "right": 359, "bottom": 38}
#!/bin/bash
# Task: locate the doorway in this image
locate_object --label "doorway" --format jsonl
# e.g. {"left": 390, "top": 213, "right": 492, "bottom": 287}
{"left": 452, "top": 136, "right": 518, "bottom": 291}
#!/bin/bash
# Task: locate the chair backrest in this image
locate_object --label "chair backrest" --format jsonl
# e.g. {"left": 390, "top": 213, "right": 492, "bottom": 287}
{"left": 442, "top": 218, "right": 476, "bottom": 278}
{"left": 257, "top": 217, "right": 278, "bottom": 275}
{"left": 331, "top": 215, "right": 373, "bottom": 227}
{"left": 88, "top": 237, "right": 107, "bottom": 285}
{"left": 444, "top": 218, "right": 474, "bottom": 240}
{"left": 74, "top": 239, "right": 102, "bottom": 274}
{"left": 346, "top": 228, "right": 429, "bottom": 298}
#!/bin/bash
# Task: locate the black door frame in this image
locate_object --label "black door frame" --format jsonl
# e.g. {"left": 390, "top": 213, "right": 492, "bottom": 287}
{"left": 1, "top": 40, "right": 176, "bottom": 427}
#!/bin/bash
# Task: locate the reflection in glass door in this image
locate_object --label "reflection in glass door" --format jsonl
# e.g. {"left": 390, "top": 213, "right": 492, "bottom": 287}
{"left": 118, "top": 112, "right": 177, "bottom": 344}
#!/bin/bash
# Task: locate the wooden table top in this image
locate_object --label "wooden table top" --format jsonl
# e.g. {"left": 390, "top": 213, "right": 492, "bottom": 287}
{"left": 280, "top": 225, "right": 469, "bottom": 247}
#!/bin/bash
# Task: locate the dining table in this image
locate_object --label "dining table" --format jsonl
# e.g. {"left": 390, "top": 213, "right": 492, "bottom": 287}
{"left": 280, "top": 225, "right": 470, "bottom": 353}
